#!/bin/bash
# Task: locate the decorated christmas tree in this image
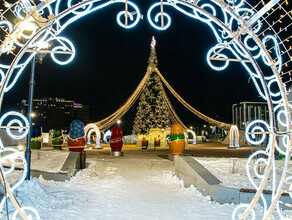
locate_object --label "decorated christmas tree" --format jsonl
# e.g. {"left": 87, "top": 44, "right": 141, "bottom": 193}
{"left": 132, "top": 37, "right": 171, "bottom": 134}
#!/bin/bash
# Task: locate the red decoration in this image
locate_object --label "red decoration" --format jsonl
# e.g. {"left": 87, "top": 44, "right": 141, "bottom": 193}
{"left": 110, "top": 126, "right": 123, "bottom": 152}
{"left": 67, "top": 136, "right": 86, "bottom": 152}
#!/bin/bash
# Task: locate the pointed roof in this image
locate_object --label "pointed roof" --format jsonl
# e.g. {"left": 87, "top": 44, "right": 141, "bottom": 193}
{"left": 95, "top": 37, "right": 231, "bottom": 131}
{"left": 148, "top": 36, "right": 158, "bottom": 69}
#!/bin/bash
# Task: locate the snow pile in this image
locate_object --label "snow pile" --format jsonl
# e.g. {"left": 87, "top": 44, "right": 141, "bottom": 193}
{"left": 30, "top": 150, "right": 70, "bottom": 172}
{"left": 2, "top": 157, "right": 291, "bottom": 219}
{"left": 195, "top": 157, "right": 285, "bottom": 190}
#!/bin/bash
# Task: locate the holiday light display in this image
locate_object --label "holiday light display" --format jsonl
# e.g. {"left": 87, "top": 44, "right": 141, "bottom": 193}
{"left": 103, "top": 130, "right": 112, "bottom": 143}
{"left": 84, "top": 123, "right": 101, "bottom": 148}
{"left": 147, "top": 128, "right": 170, "bottom": 149}
{"left": 147, "top": 1, "right": 292, "bottom": 218}
{"left": 132, "top": 39, "right": 171, "bottom": 134}
{"left": 0, "top": 0, "right": 291, "bottom": 219}
{"left": 229, "top": 125, "right": 240, "bottom": 148}
{"left": 186, "top": 129, "right": 196, "bottom": 145}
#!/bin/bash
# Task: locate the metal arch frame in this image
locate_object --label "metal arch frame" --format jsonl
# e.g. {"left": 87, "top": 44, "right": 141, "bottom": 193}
{"left": 0, "top": 0, "right": 141, "bottom": 100}
{"left": 84, "top": 123, "right": 101, "bottom": 148}
{"left": 147, "top": 0, "right": 290, "bottom": 219}
{"left": 186, "top": 129, "right": 196, "bottom": 145}
{"left": 229, "top": 125, "right": 240, "bottom": 148}
{"left": 103, "top": 130, "right": 112, "bottom": 143}
{"left": 0, "top": 0, "right": 291, "bottom": 219}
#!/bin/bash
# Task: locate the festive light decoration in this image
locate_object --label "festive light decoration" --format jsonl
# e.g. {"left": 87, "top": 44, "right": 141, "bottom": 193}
{"left": 103, "top": 130, "right": 112, "bottom": 143}
{"left": 95, "top": 37, "right": 231, "bottom": 134}
{"left": 0, "top": 111, "right": 29, "bottom": 140}
{"left": 229, "top": 125, "right": 240, "bottom": 148}
{"left": 49, "top": 36, "right": 76, "bottom": 65}
{"left": 132, "top": 38, "right": 171, "bottom": 134}
{"left": 147, "top": 128, "right": 170, "bottom": 149}
{"left": 186, "top": 129, "right": 196, "bottom": 145}
{"left": 0, "top": 0, "right": 291, "bottom": 219}
{"left": 245, "top": 119, "right": 271, "bottom": 146}
{"left": 0, "top": 0, "right": 141, "bottom": 93}
{"left": 147, "top": 1, "right": 292, "bottom": 218}
{"left": 84, "top": 123, "right": 101, "bottom": 148}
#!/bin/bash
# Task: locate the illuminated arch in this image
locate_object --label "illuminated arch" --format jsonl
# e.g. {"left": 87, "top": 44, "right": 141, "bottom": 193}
{"left": 0, "top": 0, "right": 291, "bottom": 219}
{"left": 148, "top": 128, "right": 163, "bottom": 149}
{"left": 84, "top": 123, "right": 101, "bottom": 149}
{"left": 103, "top": 130, "right": 112, "bottom": 143}
{"left": 186, "top": 129, "right": 196, "bottom": 145}
{"left": 229, "top": 125, "right": 240, "bottom": 148}
{"left": 147, "top": 1, "right": 292, "bottom": 218}
{"left": 162, "top": 128, "right": 171, "bottom": 149}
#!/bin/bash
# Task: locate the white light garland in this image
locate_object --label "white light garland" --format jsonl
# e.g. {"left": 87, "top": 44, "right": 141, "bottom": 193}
{"left": 186, "top": 129, "right": 196, "bottom": 144}
{"left": 0, "top": 0, "right": 290, "bottom": 219}
{"left": 229, "top": 125, "right": 240, "bottom": 148}
{"left": 0, "top": 111, "right": 29, "bottom": 140}
{"left": 12, "top": 206, "right": 40, "bottom": 220}
{"left": 103, "top": 130, "right": 112, "bottom": 143}
{"left": 84, "top": 123, "right": 101, "bottom": 148}
{"left": 147, "top": 3, "right": 171, "bottom": 31}
{"left": 245, "top": 120, "right": 270, "bottom": 146}
{"left": 50, "top": 37, "right": 76, "bottom": 65}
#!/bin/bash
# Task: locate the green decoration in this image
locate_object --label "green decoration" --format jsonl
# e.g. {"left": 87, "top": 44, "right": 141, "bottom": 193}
{"left": 52, "top": 129, "right": 64, "bottom": 150}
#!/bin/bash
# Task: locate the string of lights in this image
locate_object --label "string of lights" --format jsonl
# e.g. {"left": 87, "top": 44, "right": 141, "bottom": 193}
{"left": 0, "top": 0, "right": 291, "bottom": 219}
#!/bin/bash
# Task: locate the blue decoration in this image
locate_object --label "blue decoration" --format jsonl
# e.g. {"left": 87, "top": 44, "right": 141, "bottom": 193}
{"left": 69, "top": 120, "right": 85, "bottom": 140}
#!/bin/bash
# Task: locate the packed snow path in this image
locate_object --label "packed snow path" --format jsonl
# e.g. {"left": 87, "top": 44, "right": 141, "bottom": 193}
{"left": 9, "top": 149, "right": 269, "bottom": 220}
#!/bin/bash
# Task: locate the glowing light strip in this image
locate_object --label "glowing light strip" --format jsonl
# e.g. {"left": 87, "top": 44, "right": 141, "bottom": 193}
{"left": 84, "top": 123, "right": 101, "bottom": 148}
{"left": 103, "top": 130, "right": 112, "bottom": 143}
{"left": 4, "top": 53, "right": 36, "bottom": 92}
{"left": 49, "top": 37, "right": 75, "bottom": 65}
{"left": 0, "top": 1, "right": 290, "bottom": 219}
{"left": 0, "top": 111, "right": 29, "bottom": 139}
{"left": 0, "top": 147, "right": 40, "bottom": 219}
{"left": 245, "top": 120, "right": 270, "bottom": 145}
{"left": 56, "top": 0, "right": 141, "bottom": 34}
{"left": 186, "top": 129, "right": 196, "bottom": 144}
{"left": 229, "top": 125, "right": 239, "bottom": 148}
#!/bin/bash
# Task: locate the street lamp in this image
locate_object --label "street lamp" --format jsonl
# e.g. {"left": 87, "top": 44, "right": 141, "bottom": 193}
{"left": 117, "top": 119, "right": 121, "bottom": 125}
{"left": 25, "top": 55, "right": 36, "bottom": 180}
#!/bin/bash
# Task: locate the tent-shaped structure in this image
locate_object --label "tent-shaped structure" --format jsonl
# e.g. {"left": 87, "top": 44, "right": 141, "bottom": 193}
{"left": 94, "top": 37, "right": 231, "bottom": 132}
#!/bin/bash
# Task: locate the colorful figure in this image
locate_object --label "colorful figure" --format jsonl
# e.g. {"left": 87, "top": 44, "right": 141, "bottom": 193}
{"left": 51, "top": 128, "right": 64, "bottom": 150}
{"left": 31, "top": 125, "right": 42, "bottom": 149}
{"left": 110, "top": 126, "right": 123, "bottom": 155}
{"left": 169, "top": 123, "right": 185, "bottom": 155}
{"left": 67, "top": 120, "right": 86, "bottom": 152}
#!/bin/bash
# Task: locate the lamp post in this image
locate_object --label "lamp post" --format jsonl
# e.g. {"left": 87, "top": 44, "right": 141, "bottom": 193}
{"left": 25, "top": 55, "right": 36, "bottom": 180}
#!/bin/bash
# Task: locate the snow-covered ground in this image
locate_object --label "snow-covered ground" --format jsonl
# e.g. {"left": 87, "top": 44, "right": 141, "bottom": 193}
{"left": 195, "top": 157, "right": 285, "bottom": 190}
{"left": 2, "top": 155, "right": 292, "bottom": 219}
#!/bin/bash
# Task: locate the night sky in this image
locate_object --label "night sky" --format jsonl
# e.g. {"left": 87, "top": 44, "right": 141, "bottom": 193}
{"left": 4, "top": 1, "right": 263, "bottom": 134}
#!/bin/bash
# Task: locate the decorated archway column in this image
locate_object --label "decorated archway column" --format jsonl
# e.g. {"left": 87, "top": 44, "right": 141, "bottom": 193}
{"left": 186, "top": 129, "right": 196, "bottom": 145}
{"left": 0, "top": 0, "right": 290, "bottom": 219}
{"left": 229, "top": 125, "right": 240, "bottom": 148}
{"left": 103, "top": 130, "right": 112, "bottom": 143}
{"left": 84, "top": 123, "right": 102, "bottom": 149}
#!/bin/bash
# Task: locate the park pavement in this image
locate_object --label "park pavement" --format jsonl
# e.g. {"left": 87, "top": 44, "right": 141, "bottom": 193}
{"left": 56, "top": 142, "right": 258, "bottom": 159}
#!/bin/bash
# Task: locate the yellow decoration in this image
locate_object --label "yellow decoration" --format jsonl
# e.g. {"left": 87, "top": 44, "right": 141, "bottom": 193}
{"left": 137, "top": 128, "right": 171, "bottom": 149}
